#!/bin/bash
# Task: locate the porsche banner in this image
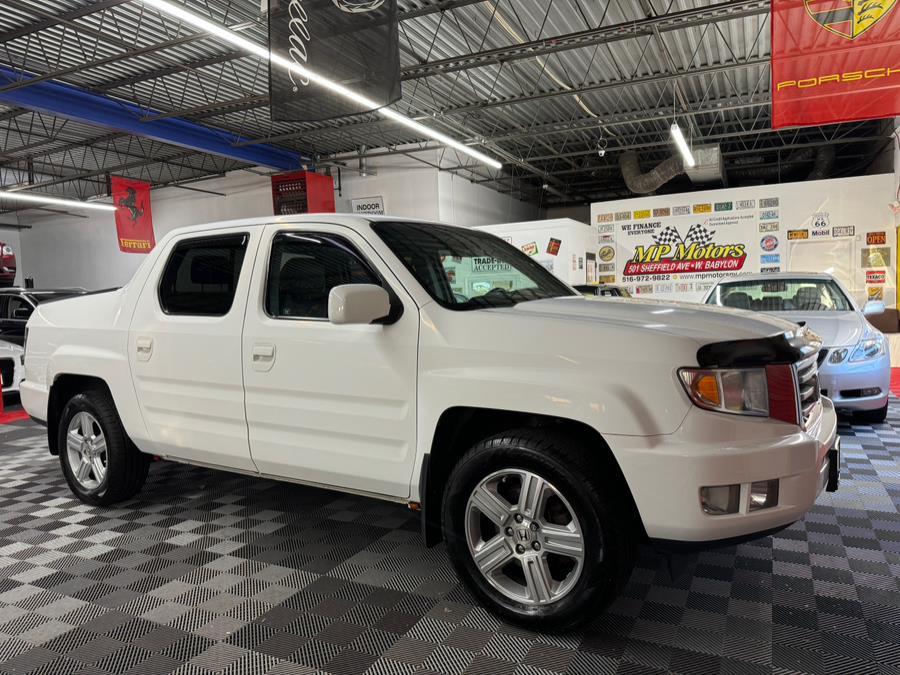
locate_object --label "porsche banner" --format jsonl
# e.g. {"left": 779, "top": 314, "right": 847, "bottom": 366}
{"left": 772, "top": 0, "right": 900, "bottom": 128}
{"left": 268, "top": 0, "right": 401, "bottom": 122}
{"left": 111, "top": 176, "right": 155, "bottom": 254}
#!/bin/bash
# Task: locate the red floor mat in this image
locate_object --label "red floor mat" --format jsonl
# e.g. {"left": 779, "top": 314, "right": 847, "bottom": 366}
{"left": 891, "top": 368, "right": 900, "bottom": 397}
{"left": 0, "top": 410, "right": 28, "bottom": 424}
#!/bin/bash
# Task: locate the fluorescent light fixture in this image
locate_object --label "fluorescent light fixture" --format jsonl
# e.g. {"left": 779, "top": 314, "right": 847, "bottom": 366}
{"left": 670, "top": 122, "right": 695, "bottom": 168}
{"left": 141, "top": 0, "right": 503, "bottom": 170}
{"left": 0, "top": 190, "right": 117, "bottom": 212}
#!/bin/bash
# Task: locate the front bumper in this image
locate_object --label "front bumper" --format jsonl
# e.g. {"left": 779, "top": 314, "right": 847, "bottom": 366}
{"left": 818, "top": 351, "right": 890, "bottom": 412}
{"left": 610, "top": 397, "right": 838, "bottom": 542}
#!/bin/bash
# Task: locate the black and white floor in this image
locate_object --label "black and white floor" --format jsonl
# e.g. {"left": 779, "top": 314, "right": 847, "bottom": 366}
{"left": 0, "top": 405, "right": 897, "bottom": 675}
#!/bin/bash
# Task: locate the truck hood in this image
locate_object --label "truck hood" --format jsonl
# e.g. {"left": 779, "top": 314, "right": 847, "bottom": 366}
{"left": 491, "top": 296, "right": 797, "bottom": 345}
{"left": 760, "top": 311, "right": 866, "bottom": 348}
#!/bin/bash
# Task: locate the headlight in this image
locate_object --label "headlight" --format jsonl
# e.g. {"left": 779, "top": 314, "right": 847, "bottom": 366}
{"left": 849, "top": 330, "right": 885, "bottom": 362}
{"left": 829, "top": 348, "right": 848, "bottom": 364}
{"left": 678, "top": 367, "right": 769, "bottom": 416}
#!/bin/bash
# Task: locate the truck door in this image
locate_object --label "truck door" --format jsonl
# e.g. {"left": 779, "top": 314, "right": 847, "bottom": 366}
{"left": 128, "top": 227, "right": 260, "bottom": 471}
{"left": 241, "top": 223, "right": 418, "bottom": 498}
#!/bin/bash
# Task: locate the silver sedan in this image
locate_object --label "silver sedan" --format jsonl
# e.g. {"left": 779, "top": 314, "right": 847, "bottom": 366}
{"left": 704, "top": 272, "right": 890, "bottom": 422}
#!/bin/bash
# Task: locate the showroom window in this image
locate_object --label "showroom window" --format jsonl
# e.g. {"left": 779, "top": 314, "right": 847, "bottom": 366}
{"left": 266, "top": 232, "right": 381, "bottom": 320}
{"left": 158, "top": 234, "right": 248, "bottom": 316}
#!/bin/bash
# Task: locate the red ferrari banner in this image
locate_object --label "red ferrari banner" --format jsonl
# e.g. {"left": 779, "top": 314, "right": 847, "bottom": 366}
{"left": 111, "top": 176, "right": 155, "bottom": 253}
{"left": 772, "top": 0, "right": 900, "bottom": 128}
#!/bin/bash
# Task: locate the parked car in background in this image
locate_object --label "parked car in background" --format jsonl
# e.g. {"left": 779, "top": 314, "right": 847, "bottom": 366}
{"left": 0, "top": 243, "right": 16, "bottom": 287}
{"left": 0, "top": 339, "right": 22, "bottom": 395}
{"left": 573, "top": 283, "right": 631, "bottom": 298}
{"left": 704, "top": 272, "right": 890, "bottom": 422}
{"left": 22, "top": 216, "right": 839, "bottom": 630}
{"left": 0, "top": 288, "right": 88, "bottom": 346}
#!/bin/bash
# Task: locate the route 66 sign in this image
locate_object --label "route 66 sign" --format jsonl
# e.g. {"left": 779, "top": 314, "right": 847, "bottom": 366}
{"left": 812, "top": 212, "right": 829, "bottom": 229}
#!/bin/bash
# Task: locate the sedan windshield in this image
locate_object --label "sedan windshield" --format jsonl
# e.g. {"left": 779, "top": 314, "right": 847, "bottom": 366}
{"left": 706, "top": 279, "right": 852, "bottom": 312}
{"left": 371, "top": 222, "right": 575, "bottom": 309}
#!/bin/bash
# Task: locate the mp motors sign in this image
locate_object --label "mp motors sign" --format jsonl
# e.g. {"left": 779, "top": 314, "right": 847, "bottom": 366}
{"left": 622, "top": 224, "right": 747, "bottom": 278}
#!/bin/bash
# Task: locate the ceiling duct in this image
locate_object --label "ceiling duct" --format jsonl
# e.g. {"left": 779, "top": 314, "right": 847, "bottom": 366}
{"left": 730, "top": 145, "right": 835, "bottom": 182}
{"left": 619, "top": 151, "right": 684, "bottom": 194}
{"left": 684, "top": 145, "right": 723, "bottom": 183}
{"left": 807, "top": 145, "right": 835, "bottom": 180}
{"left": 620, "top": 144, "right": 725, "bottom": 194}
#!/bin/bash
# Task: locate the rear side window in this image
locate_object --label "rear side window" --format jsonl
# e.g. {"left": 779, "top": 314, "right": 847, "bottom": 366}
{"left": 159, "top": 234, "right": 248, "bottom": 316}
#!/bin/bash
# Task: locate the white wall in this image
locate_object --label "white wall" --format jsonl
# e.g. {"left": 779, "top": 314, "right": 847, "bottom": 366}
{"left": 335, "top": 153, "right": 441, "bottom": 220}
{"left": 12, "top": 151, "right": 539, "bottom": 290}
{"left": 438, "top": 172, "right": 539, "bottom": 226}
{"left": 591, "top": 174, "right": 897, "bottom": 305}
{"left": 17, "top": 171, "right": 274, "bottom": 289}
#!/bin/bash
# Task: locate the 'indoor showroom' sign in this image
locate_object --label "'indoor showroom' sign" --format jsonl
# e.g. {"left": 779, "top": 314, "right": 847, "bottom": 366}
{"left": 351, "top": 196, "right": 386, "bottom": 215}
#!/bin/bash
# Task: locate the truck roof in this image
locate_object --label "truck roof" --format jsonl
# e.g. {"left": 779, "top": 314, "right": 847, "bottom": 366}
{"left": 162, "top": 213, "right": 451, "bottom": 241}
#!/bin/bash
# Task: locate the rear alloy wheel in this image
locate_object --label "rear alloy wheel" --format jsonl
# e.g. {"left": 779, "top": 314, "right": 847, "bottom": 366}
{"left": 58, "top": 389, "right": 149, "bottom": 506}
{"left": 66, "top": 412, "right": 108, "bottom": 491}
{"left": 443, "top": 429, "right": 637, "bottom": 631}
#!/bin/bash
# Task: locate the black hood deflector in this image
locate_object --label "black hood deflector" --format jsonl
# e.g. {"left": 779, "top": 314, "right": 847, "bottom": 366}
{"left": 696, "top": 333, "right": 808, "bottom": 368}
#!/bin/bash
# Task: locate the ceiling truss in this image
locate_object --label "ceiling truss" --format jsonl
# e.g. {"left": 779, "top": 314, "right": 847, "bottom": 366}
{"left": 0, "top": 0, "right": 889, "bottom": 210}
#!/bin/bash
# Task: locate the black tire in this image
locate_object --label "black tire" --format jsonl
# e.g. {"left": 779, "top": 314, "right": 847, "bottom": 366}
{"left": 58, "top": 389, "right": 149, "bottom": 506}
{"left": 442, "top": 428, "right": 638, "bottom": 631}
{"left": 855, "top": 401, "right": 888, "bottom": 424}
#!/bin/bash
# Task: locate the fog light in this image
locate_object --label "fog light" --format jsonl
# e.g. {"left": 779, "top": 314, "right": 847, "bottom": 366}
{"left": 700, "top": 485, "right": 740, "bottom": 515}
{"left": 861, "top": 387, "right": 881, "bottom": 397}
{"left": 749, "top": 479, "right": 779, "bottom": 511}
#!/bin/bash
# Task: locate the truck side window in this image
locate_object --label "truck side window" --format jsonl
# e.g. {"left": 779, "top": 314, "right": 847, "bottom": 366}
{"left": 158, "top": 234, "right": 248, "bottom": 316}
{"left": 266, "top": 232, "right": 380, "bottom": 319}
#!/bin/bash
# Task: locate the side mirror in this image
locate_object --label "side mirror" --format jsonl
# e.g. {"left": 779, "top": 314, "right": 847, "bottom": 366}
{"left": 328, "top": 284, "right": 391, "bottom": 325}
{"left": 12, "top": 307, "right": 31, "bottom": 320}
{"left": 864, "top": 300, "right": 886, "bottom": 317}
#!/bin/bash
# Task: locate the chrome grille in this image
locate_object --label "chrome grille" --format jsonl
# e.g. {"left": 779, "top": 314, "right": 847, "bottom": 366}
{"left": 795, "top": 353, "right": 821, "bottom": 427}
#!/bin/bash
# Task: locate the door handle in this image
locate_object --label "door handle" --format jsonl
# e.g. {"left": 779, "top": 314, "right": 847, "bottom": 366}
{"left": 135, "top": 337, "right": 153, "bottom": 362}
{"left": 251, "top": 344, "right": 276, "bottom": 371}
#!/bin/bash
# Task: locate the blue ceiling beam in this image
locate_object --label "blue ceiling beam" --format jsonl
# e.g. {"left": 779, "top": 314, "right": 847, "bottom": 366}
{"left": 0, "top": 67, "right": 306, "bottom": 171}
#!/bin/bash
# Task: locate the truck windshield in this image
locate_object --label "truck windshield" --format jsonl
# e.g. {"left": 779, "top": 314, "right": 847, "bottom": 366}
{"left": 707, "top": 278, "right": 853, "bottom": 312}
{"left": 371, "top": 221, "right": 576, "bottom": 310}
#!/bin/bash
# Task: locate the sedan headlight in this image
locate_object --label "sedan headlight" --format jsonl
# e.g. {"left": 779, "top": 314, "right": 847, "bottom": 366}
{"left": 849, "top": 330, "right": 885, "bottom": 362}
{"left": 679, "top": 367, "right": 769, "bottom": 416}
{"left": 829, "top": 348, "right": 848, "bottom": 364}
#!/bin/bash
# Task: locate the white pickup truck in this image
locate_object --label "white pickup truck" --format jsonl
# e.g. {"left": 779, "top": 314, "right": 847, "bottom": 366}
{"left": 22, "top": 215, "right": 839, "bottom": 630}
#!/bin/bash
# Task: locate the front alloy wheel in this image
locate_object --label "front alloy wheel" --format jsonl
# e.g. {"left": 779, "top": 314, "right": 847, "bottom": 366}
{"left": 443, "top": 429, "right": 637, "bottom": 631}
{"left": 466, "top": 469, "right": 586, "bottom": 606}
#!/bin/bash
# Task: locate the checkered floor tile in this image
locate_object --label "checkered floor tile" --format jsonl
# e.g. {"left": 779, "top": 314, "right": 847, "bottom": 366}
{"left": 0, "top": 406, "right": 898, "bottom": 675}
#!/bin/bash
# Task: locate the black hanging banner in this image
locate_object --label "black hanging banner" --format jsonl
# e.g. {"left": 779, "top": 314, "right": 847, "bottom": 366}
{"left": 268, "top": 0, "right": 401, "bottom": 122}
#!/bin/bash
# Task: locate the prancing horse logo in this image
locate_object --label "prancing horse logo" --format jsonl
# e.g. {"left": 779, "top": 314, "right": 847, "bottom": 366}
{"left": 804, "top": 0, "right": 898, "bottom": 40}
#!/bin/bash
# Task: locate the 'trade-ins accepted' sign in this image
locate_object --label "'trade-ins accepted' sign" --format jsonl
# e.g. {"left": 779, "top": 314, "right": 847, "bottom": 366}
{"left": 772, "top": 0, "right": 900, "bottom": 128}
{"left": 622, "top": 225, "right": 747, "bottom": 276}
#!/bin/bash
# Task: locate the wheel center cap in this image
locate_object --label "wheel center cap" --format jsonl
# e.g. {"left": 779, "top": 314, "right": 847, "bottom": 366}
{"left": 515, "top": 527, "right": 531, "bottom": 543}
